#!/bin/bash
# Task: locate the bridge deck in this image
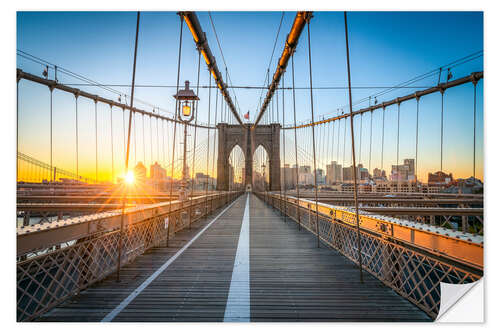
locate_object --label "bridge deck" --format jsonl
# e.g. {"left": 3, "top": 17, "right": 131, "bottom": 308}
{"left": 39, "top": 194, "right": 430, "bottom": 322}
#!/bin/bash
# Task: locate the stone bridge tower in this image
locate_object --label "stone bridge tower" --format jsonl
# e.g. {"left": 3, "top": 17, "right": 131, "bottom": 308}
{"left": 216, "top": 123, "right": 281, "bottom": 191}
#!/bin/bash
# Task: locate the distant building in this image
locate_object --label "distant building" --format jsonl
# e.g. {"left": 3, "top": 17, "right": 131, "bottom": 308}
{"left": 342, "top": 166, "right": 353, "bottom": 182}
{"left": 315, "top": 169, "right": 325, "bottom": 184}
{"left": 298, "top": 165, "right": 313, "bottom": 185}
{"left": 299, "top": 172, "right": 314, "bottom": 185}
{"left": 428, "top": 171, "right": 453, "bottom": 185}
{"left": 299, "top": 165, "right": 311, "bottom": 174}
{"left": 281, "top": 164, "right": 297, "bottom": 190}
{"left": 390, "top": 158, "right": 415, "bottom": 182}
{"left": 358, "top": 164, "right": 370, "bottom": 181}
{"left": 134, "top": 162, "right": 147, "bottom": 183}
{"left": 326, "top": 161, "right": 342, "bottom": 184}
{"left": 373, "top": 168, "right": 387, "bottom": 180}
{"left": 150, "top": 162, "right": 166, "bottom": 180}
{"left": 149, "top": 162, "right": 167, "bottom": 191}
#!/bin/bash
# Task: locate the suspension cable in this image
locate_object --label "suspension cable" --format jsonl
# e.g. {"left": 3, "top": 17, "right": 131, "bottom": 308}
{"left": 162, "top": 119, "right": 166, "bottom": 170}
{"left": 305, "top": 19, "right": 320, "bottom": 248}
{"left": 281, "top": 71, "right": 287, "bottom": 221}
{"left": 359, "top": 113, "right": 363, "bottom": 168}
{"left": 205, "top": 71, "right": 212, "bottom": 210}
{"left": 133, "top": 113, "right": 136, "bottom": 166}
{"left": 473, "top": 81, "right": 477, "bottom": 179}
{"left": 415, "top": 96, "right": 420, "bottom": 184}
{"left": 369, "top": 109, "right": 373, "bottom": 176}
{"left": 190, "top": 49, "right": 201, "bottom": 227}
{"left": 17, "top": 80, "right": 19, "bottom": 182}
{"left": 149, "top": 115, "right": 153, "bottom": 166}
{"left": 117, "top": 11, "right": 140, "bottom": 281}
{"left": 344, "top": 11, "right": 363, "bottom": 283}
{"left": 156, "top": 117, "right": 159, "bottom": 166}
{"left": 381, "top": 106, "right": 386, "bottom": 175}
{"left": 440, "top": 89, "right": 445, "bottom": 172}
{"left": 168, "top": 14, "right": 184, "bottom": 247}
{"left": 110, "top": 105, "right": 114, "bottom": 183}
{"left": 342, "top": 116, "right": 347, "bottom": 175}
{"left": 211, "top": 87, "right": 219, "bottom": 211}
{"left": 49, "top": 86, "right": 53, "bottom": 181}
{"left": 396, "top": 101, "right": 400, "bottom": 189}
{"left": 75, "top": 95, "right": 79, "bottom": 180}
{"left": 337, "top": 113, "right": 341, "bottom": 174}
{"left": 142, "top": 114, "right": 146, "bottom": 164}
{"left": 95, "top": 101, "right": 98, "bottom": 183}
{"left": 291, "top": 56, "right": 300, "bottom": 227}
{"left": 122, "top": 108, "right": 126, "bottom": 158}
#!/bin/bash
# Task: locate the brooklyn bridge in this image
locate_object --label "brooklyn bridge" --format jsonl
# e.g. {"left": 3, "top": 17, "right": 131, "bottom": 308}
{"left": 16, "top": 11, "right": 483, "bottom": 321}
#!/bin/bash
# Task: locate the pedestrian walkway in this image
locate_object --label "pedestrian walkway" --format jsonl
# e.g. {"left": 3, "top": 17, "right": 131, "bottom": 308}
{"left": 39, "top": 193, "right": 430, "bottom": 322}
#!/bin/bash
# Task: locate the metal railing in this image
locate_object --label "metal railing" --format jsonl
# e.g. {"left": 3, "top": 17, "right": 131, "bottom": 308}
{"left": 17, "top": 191, "right": 242, "bottom": 321}
{"left": 256, "top": 192, "right": 483, "bottom": 319}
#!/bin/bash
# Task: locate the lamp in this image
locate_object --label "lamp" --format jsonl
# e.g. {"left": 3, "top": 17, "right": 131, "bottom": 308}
{"left": 173, "top": 80, "right": 200, "bottom": 201}
{"left": 182, "top": 102, "right": 191, "bottom": 117}
{"left": 173, "top": 80, "right": 199, "bottom": 123}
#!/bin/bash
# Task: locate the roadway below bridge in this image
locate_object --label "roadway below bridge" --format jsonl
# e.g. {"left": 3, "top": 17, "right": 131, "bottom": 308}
{"left": 39, "top": 193, "right": 430, "bottom": 322}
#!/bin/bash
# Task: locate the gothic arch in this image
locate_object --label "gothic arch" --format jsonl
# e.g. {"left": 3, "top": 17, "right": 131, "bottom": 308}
{"left": 216, "top": 123, "right": 281, "bottom": 191}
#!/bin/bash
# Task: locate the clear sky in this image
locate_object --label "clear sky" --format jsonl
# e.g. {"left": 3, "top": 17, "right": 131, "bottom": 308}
{"left": 16, "top": 11, "right": 483, "bottom": 182}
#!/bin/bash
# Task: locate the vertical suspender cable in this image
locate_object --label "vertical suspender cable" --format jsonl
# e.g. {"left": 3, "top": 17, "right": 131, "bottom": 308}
{"left": 156, "top": 118, "right": 159, "bottom": 164}
{"left": 276, "top": 82, "right": 280, "bottom": 124}
{"left": 17, "top": 80, "right": 19, "bottom": 182}
{"left": 122, "top": 108, "right": 126, "bottom": 161}
{"left": 381, "top": 107, "right": 385, "bottom": 176}
{"left": 440, "top": 89, "right": 444, "bottom": 172}
{"left": 306, "top": 19, "right": 320, "bottom": 248}
{"left": 205, "top": 72, "right": 212, "bottom": 212}
{"left": 133, "top": 113, "right": 137, "bottom": 166}
{"left": 142, "top": 115, "right": 146, "bottom": 164}
{"left": 162, "top": 120, "right": 166, "bottom": 169}
{"left": 189, "top": 49, "right": 201, "bottom": 228}
{"left": 342, "top": 117, "right": 347, "bottom": 181}
{"left": 49, "top": 87, "right": 53, "bottom": 181}
{"left": 117, "top": 11, "right": 140, "bottom": 281}
{"left": 278, "top": 77, "right": 283, "bottom": 215}
{"left": 359, "top": 114, "right": 362, "bottom": 168}
{"left": 331, "top": 120, "right": 335, "bottom": 168}
{"left": 369, "top": 110, "right": 373, "bottom": 180}
{"left": 95, "top": 101, "right": 98, "bottom": 183}
{"left": 291, "top": 54, "right": 301, "bottom": 230}
{"left": 167, "top": 14, "right": 184, "bottom": 247}
{"left": 150, "top": 116, "right": 153, "bottom": 165}
{"left": 282, "top": 72, "right": 287, "bottom": 221}
{"left": 344, "top": 11, "right": 363, "bottom": 283}
{"left": 211, "top": 88, "right": 219, "bottom": 211}
{"left": 473, "top": 81, "right": 477, "bottom": 180}
{"left": 110, "top": 105, "right": 114, "bottom": 183}
{"left": 75, "top": 95, "right": 79, "bottom": 180}
{"left": 396, "top": 102, "right": 400, "bottom": 190}
{"left": 415, "top": 96, "right": 420, "bottom": 185}
{"left": 337, "top": 117, "right": 341, "bottom": 173}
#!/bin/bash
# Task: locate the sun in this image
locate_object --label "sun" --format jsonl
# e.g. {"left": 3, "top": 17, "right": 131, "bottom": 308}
{"left": 124, "top": 171, "right": 135, "bottom": 185}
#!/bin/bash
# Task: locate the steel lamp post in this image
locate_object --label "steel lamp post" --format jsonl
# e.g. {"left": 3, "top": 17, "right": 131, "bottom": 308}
{"left": 173, "top": 80, "right": 199, "bottom": 201}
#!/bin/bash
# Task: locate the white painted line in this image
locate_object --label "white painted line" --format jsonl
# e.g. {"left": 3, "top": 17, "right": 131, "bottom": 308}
{"left": 101, "top": 198, "right": 240, "bottom": 322}
{"left": 224, "top": 193, "right": 250, "bottom": 322}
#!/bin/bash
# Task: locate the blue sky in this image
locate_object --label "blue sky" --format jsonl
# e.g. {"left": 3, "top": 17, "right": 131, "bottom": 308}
{"left": 16, "top": 11, "right": 483, "bottom": 181}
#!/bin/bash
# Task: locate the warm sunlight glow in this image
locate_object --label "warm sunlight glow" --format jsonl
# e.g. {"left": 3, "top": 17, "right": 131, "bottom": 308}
{"left": 125, "top": 171, "right": 135, "bottom": 185}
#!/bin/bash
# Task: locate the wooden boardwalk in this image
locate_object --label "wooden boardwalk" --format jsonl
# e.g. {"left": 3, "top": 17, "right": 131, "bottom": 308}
{"left": 39, "top": 193, "right": 430, "bottom": 322}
